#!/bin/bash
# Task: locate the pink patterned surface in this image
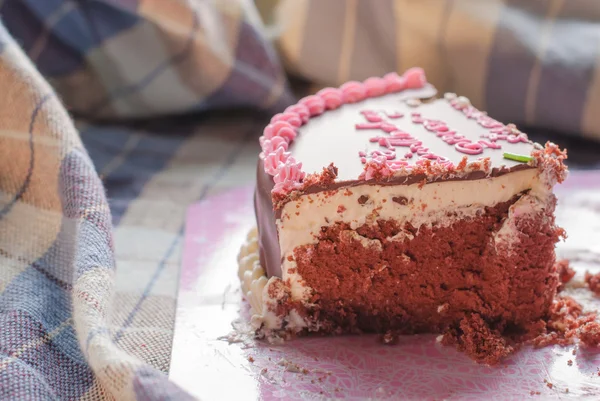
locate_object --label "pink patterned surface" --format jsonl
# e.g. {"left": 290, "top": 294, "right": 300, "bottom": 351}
{"left": 171, "top": 171, "right": 600, "bottom": 401}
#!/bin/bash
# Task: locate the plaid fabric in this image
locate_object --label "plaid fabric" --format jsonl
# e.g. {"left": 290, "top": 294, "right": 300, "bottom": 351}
{"left": 275, "top": 0, "right": 600, "bottom": 141}
{"left": 1, "top": 0, "right": 292, "bottom": 120}
{"left": 0, "top": 1, "right": 288, "bottom": 400}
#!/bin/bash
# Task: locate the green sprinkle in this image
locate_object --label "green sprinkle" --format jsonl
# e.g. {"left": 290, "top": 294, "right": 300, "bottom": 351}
{"left": 503, "top": 152, "right": 533, "bottom": 163}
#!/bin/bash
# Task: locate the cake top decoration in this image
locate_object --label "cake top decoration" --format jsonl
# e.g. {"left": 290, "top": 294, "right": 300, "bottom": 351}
{"left": 503, "top": 152, "right": 534, "bottom": 163}
{"left": 258, "top": 68, "right": 561, "bottom": 203}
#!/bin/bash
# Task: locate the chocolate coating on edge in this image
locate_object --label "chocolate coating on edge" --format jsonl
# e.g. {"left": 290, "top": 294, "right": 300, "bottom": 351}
{"left": 255, "top": 159, "right": 281, "bottom": 279}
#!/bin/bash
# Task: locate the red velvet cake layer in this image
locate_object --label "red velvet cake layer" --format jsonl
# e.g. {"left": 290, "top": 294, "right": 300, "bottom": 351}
{"left": 293, "top": 195, "right": 562, "bottom": 337}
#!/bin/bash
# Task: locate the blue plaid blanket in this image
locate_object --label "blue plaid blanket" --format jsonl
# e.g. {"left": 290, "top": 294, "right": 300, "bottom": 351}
{"left": 0, "top": 1, "right": 291, "bottom": 400}
{"left": 0, "top": 1, "right": 598, "bottom": 400}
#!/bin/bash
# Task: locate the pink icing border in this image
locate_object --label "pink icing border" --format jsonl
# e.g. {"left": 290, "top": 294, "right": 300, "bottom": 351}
{"left": 259, "top": 68, "right": 429, "bottom": 195}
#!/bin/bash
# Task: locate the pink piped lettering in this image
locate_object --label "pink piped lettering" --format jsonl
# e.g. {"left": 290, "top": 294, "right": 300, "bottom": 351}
{"left": 388, "top": 160, "right": 409, "bottom": 170}
{"left": 356, "top": 122, "right": 383, "bottom": 130}
{"left": 365, "top": 114, "right": 383, "bottom": 123}
{"left": 463, "top": 106, "right": 485, "bottom": 120}
{"left": 380, "top": 123, "right": 397, "bottom": 133}
{"left": 507, "top": 134, "right": 529, "bottom": 144}
{"left": 390, "top": 130, "right": 412, "bottom": 138}
{"left": 389, "top": 138, "right": 421, "bottom": 147}
{"left": 371, "top": 149, "right": 396, "bottom": 160}
{"left": 416, "top": 147, "right": 430, "bottom": 156}
{"left": 379, "top": 137, "right": 393, "bottom": 149}
{"left": 477, "top": 115, "right": 503, "bottom": 129}
{"left": 455, "top": 142, "right": 484, "bottom": 155}
{"left": 385, "top": 112, "right": 404, "bottom": 119}
{"left": 442, "top": 134, "right": 469, "bottom": 145}
{"left": 478, "top": 140, "right": 502, "bottom": 149}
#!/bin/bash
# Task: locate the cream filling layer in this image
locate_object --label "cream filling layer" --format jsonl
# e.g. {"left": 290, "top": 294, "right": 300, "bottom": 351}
{"left": 277, "top": 168, "right": 551, "bottom": 301}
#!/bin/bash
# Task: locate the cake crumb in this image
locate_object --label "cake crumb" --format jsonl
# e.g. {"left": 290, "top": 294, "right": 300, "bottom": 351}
{"left": 572, "top": 349, "right": 577, "bottom": 355}
{"left": 546, "top": 382, "right": 553, "bottom": 389}
{"left": 578, "top": 321, "right": 600, "bottom": 346}
{"left": 556, "top": 259, "right": 575, "bottom": 292}
{"left": 441, "top": 313, "right": 513, "bottom": 365}
{"left": 531, "top": 296, "right": 596, "bottom": 347}
{"left": 337, "top": 205, "right": 346, "bottom": 214}
{"left": 391, "top": 196, "right": 408, "bottom": 205}
{"left": 380, "top": 330, "right": 399, "bottom": 345}
{"left": 277, "top": 358, "right": 306, "bottom": 373}
{"left": 358, "top": 195, "right": 369, "bottom": 205}
{"left": 248, "top": 356, "right": 254, "bottom": 363}
{"left": 567, "top": 359, "right": 573, "bottom": 366}
{"left": 585, "top": 271, "right": 600, "bottom": 295}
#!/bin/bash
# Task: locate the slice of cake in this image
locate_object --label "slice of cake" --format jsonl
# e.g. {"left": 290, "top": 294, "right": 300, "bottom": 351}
{"left": 238, "top": 68, "right": 568, "bottom": 363}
